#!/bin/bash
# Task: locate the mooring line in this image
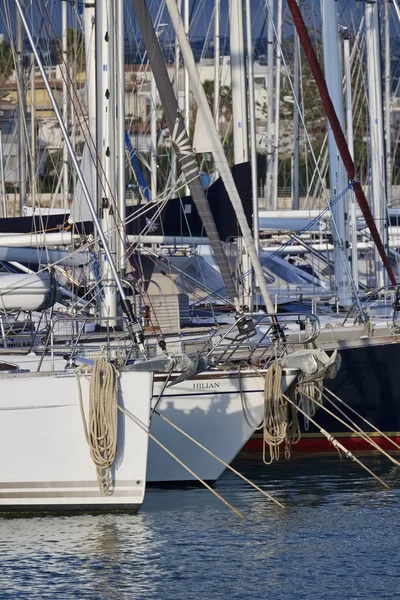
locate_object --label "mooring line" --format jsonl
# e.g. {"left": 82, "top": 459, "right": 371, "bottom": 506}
{"left": 299, "top": 387, "right": 400, "bottom": 469}
{"left": 151, "top": 370, "right": 173, "bottom": 417}
{"left": 154, "top": 410, "right": 285, "bottom": 509}
{"left": 320, "top": 390, "right": 400, "bottom": 468}
{"left": 324, "top": 387, "right": 400, "bottom": 453}
{"left": 282, "top": 393, "right": 390, "bottom": 490}
{"left": 118, "top": 405, "right": 245, "bottom": 519}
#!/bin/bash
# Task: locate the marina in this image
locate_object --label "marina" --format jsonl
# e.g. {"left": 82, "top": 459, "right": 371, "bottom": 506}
{"left": 0, "top": 0, "right": 400, "bottom": 595}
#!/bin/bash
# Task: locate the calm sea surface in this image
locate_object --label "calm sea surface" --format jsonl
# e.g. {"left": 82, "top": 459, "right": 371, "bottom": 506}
{"left": 1, "top": 452, "right": 400, "bottom": 599}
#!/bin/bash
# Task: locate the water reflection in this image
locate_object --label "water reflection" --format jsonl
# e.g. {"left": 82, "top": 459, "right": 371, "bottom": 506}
{"left": 0, "top": 513, "right": 167, "bottom": 599}
{"left": 0, "top": 453, "right": 399, "bottom": 599}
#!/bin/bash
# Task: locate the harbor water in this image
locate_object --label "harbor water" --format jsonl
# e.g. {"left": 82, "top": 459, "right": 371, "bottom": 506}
{"left": 0, "top": 452, "right": 399, "bottom": 599}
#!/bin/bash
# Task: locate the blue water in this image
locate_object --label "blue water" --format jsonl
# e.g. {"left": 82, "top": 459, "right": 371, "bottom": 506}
{"left": 1, "top": 453, "right": 400, "bottom": 599}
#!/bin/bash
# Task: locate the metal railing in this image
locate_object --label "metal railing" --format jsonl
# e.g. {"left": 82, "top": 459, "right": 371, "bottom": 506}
{"left": 37, "top": 316, "right": 134, "bottom": 371}
{"left": 0, "top": 308, "right": 322, "bottom": 374}
{"left": 207, "top": 312, "right": 320, "bottom": 365}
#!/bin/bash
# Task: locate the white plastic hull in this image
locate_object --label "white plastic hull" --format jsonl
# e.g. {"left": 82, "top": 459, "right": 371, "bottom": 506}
{"left": 0, "top": 369, "right": 152, "bottom": 511}
{"left": 0, "top": 353, "right": 297, "bottom": 485}
{"left": 147, "top": 369, "right": 297, "bottom": 482}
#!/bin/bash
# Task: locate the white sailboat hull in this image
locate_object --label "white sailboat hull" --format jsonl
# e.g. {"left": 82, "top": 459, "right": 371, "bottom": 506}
{"left": 0, "top": 369, "right": 152, "bottom": 511}
{"left": 0, "top": 353, "right": 297, "bottom": 485}
{"left": 147, "top": 369, "right": 297, "bottom": 482}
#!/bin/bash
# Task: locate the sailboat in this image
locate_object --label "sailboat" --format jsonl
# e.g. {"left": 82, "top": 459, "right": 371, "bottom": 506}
{"left": 0, "top": 0, "right": 156, "bottom": 513}
{"left": 0, "top": 0, "right": 348, "bottom": 494}
{"left": 246, "top": 0, "right": 400, "bottom": 454}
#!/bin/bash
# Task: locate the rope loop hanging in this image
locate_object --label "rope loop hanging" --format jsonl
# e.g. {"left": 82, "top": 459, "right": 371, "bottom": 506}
{"left": 295, "top": 376, "right": 324, "bottom": 431}
{"left": 263, "top": 360, "right": 287, "bottom": 464}
{"left": 77, "top": 356, "right": 120, "bottom": 495}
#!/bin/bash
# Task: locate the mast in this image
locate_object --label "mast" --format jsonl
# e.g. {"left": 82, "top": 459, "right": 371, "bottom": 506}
{"left": 245, "top": 0, "right": 259, "bottom": 254}
{"left": 150, "top": 65, "right": 158, "bottom": 200}
{"left": 184, "top": 0, "right": 190, "bottom": 134}
{"left": 16, "top": 3, "right": 27, "bottom": 214}
{"left": 117, "top": 0, "right": 126, "bottom": 273}
{"left": 0, "top": 132, "right": 6, "bottom": 217}
{"left": 96, "top": 0, "right": 118, "bottom": 324}
{"left": 171, "top": 0, "right": 182, "bottom": 198}
{"left": 365, "top": 0, "right": 388, "bottom": 289}
{"left": 229, "top": 0, "right": 251, "bottom": 308}
{"left": 163, "top": 0, "right": 276, "bottom": 314}
{"left": 214, "top": 0, "right": 220, "bottom": 129}
{"left": 30, "top": 53, "right": 36, "bottom": 208}
{"left": 81, "top": 2, "right": 97, "bottom": 221}
{"left": 264, "top": 0, "right": 274, "bottom": 209}
{"left": 62, "top": 0, "right": 69, "bottom": 209}
{"left": 229, "top": 0, "right": 248, "bottom": 164}
{"left": 14, "top": 0, "right": 146, "bottom": 350}
{"left": 272, "top": 0, "right": 282, "bottom": 209}
{"left": 286, "top": 0, "right": 396, "bottom": 286}
{"left": 384, "top": 0, "right": 392, "bottom": 209}
{"left": 343, "top": 28, "right": 358, "bottom": 289}
{"left": 293, "top": 2, "right": 300, "bottom": 211}
{"left": 321, "top": 0, "right": 351, "bottom": 307}
{"left": 183, "top": 0, "right": 190, "bottom": 196}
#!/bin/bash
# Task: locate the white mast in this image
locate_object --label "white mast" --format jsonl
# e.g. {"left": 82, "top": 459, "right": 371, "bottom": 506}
{"left": 0, "top": 132, "right": 6, "bottom": 217}
{"left": 16, "top": 4, "right": 27, "bottom": 214}
{"left": 117, "top": 0, "right": 126, "bottom": 273}
{"left": 62, "top": 0, "right": 69, "bottom": 209}
{"left": 184, "top": 0, "right": 190, "bottom": 132}
{"left": 264, "top": 0, "right": 274, "bottom": 209}
{"left": 15, "top": 0, "right": 145, "bottom": 350}
{"left": 245, "top": 0, "right": 259, "bottom": 254}
{"left": 96, "top": 0, "right": 118, "bottom": 323}
{"left": 171, "top": 0, "right": 182, "bottom": 198}
{"left": 214, "top": 0, "right": 220, "bottom": 129}
{"left": 293, "top": 4, "right": 300, "bottom": 210}
{"left": 82, "top": 3, "right": 97, "bottom": 219}
{"left": 183, "top": 0, "right": 190, "bottom": 196}
{"left": 321, "top": 0, "right": 351, "bottom": 307}
{"left": 229, "top": 0, "right": 248, "bottom": 164}
{"left": 384, "top": 0, "right": 392, "bottom": 208}
{"left": 271, "top": 0, "right": 282, "bottom": 209}
{"left": 343, "top": 29, "right": 358, "bottom": 289}
{"left": 150, "top": 67, "right": 158, "bottom": 200}
{"left": 30, "top": 53, "right": 36, "bottom": 208}
{"left": 229, "top": 0, "right": 251, "bottom": 308}
{"left": 365, "top": 0, "right": 388, "bottom": 289}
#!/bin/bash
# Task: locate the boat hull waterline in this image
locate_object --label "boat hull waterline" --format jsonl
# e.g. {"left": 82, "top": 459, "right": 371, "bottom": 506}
{"left": 148, "top": 369, "right": 298, "bottom": 482}
{"left": 0, "top": 370, "right": 152, "bottom": 512}
{"left": 246, "top": 340, "right": 400, "bottom": 454}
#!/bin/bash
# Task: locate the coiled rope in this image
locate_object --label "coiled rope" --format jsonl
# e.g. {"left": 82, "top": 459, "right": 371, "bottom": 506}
{"left": 263, "top": 361, "right": 288, "bottom": 464}
{"left": 76, "top": 357, "right": 119, "bottom": 495}
{"left": 252, "top": 361, "right": 303, "bottom": 464}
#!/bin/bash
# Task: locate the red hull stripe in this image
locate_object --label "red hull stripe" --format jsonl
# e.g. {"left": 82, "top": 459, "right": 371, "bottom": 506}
{"left": 245, "top": 435, "right": 400, "bottom": 453}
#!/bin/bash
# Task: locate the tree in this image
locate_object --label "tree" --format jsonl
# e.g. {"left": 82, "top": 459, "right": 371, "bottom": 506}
{"left": 202, "top": 79, "right": 232, "bottom": 124}
{"left": 0, "top": 41, "right": 14, "bottom": 95}
{"left": 55, "top": 29, "right": 86, "bottom": 72}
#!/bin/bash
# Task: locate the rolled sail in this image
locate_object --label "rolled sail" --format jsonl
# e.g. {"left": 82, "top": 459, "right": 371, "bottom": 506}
{"left": 0, "top": 272, "right": 57, "bottom": 312}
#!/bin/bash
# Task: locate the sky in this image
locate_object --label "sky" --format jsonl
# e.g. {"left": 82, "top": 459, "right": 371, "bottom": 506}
{"left": 0, "top": 0, "right": 396, "bottom": 54}
{"left": 0, "top": 0, "right": 370, "bottom": 41}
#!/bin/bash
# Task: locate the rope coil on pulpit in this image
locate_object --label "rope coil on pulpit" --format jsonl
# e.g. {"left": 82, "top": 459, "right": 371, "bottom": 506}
{"left": 76, "top": 356, "right": 119, "bottom": 495}
{"left": 263, "top": 361, "right": 287, "bottom": 464}
{"left": 262, "top": 361, "right": 317, "bottom": 463}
